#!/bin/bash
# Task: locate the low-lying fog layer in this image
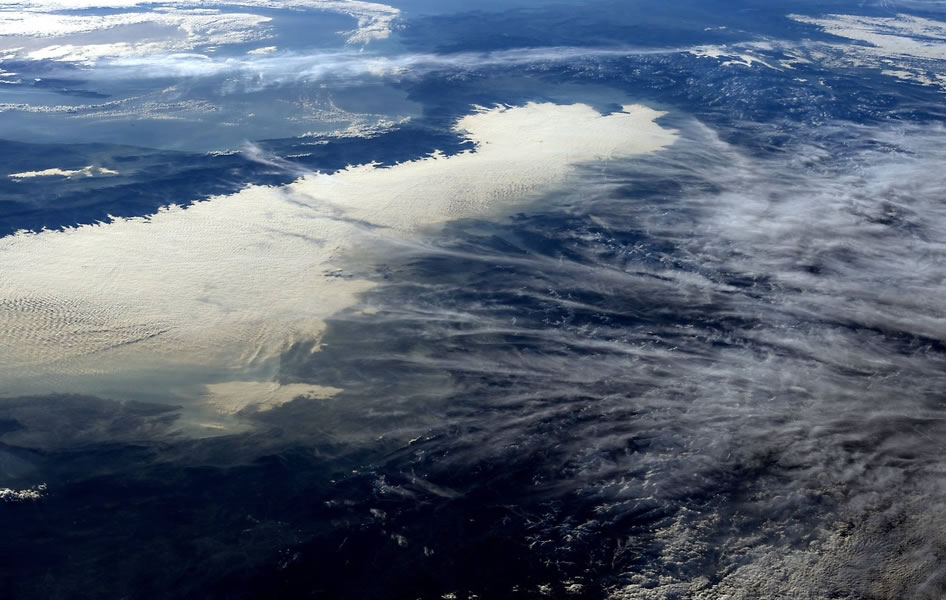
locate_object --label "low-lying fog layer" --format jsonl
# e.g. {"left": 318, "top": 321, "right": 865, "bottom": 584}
{"left": 0, "top": 102, "right": 676, "bottom": 421}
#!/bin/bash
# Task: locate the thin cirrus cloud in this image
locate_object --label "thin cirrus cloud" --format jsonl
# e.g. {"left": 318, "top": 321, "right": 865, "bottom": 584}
{"left": 41, "top": 46, "right": 678, "bottom": 86}
{"left": 346, "top": 116, "right": 946, "bottom": 597}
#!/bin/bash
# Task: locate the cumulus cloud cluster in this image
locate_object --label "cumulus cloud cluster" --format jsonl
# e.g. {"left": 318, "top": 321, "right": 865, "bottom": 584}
{"left": 0, "top": 483, "right": 46, "bottom": 502}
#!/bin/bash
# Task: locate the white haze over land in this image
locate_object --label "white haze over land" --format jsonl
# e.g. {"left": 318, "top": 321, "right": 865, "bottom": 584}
{"left": 675, "top": 13, "right": 946, "bottom": 94}
{"left": 0, "top": 7, "right": 683, "bottom": 136}
{"left": 2, "top": 10, "right": 273, "bottom": 64}
{"left": 0, "top": 0, "right": 400, "bottom": 68}
{"left": 0, "top": 102, "right": 676, "bottom": 423}
{"left": 790, "top": 12, "right": 946, "bottom": 90}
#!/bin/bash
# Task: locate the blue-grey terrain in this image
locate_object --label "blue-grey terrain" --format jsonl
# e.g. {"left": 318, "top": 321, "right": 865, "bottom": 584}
{"left": 2, "top": 1, "right": 946, "bottom": 598}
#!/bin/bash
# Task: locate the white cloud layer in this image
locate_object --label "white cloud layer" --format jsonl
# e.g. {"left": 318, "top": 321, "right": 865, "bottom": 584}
{"left": 0, "top": 0, "right": 399, "bottom": 66}
{"left": 790, "top": 12, "right": 946, "bottom": 91}
{"left": 0, "top": 102, "right": 676, "bottom": 416}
